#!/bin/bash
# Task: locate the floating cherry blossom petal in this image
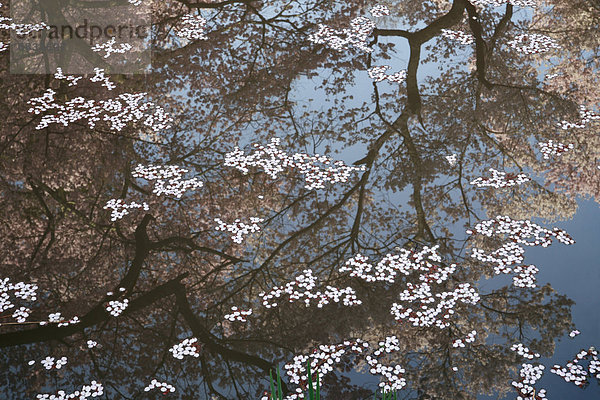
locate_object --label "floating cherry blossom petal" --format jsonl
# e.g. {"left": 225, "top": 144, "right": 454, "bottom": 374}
{"left": 441, "top": 29, "right": 474, "bottom": 45}
{"left": 104, "top": 199, "right": 149, "bottom": 222}
{"left": 224, "top": 306, "right": 252, "bottom": 322}
{"left": 176, "top": 14, "right": 208, "bottom": 41}
{"left": 308, "top": 16, "right": 375, "bottom": 53}
{"left": 169, "top": 337, "right": 201, "bottom": 359}
{"left": 507, "top": 33, "right": 560, "bottom": 55}
{"left": 224, "top": 138, "right": 364, "bottom": 190}
{"left": 259, "top": 269, "right": 361, "bottom": 309}
{"left": 132, "top": 164, "right": 203, "bottom": 198}
{"left": 369, "top": 5, "right": 390, "bottom": 18}
{"left": 367, "top": 66, "right": 407, "bottom": 83}
{"left": 470, "top": 168, "right": 530, "bottom": 188}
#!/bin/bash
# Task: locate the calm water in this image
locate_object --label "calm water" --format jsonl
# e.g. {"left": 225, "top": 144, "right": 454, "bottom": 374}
{"left": 1, "top": 1, "right": 599, "bottom": 399}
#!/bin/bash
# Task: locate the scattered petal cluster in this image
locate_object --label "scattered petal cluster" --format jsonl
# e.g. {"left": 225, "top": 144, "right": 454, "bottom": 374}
{"left": 104, "top": 199, "right": 149, "bottom": 222}
{"left": 169, "top": 337, "right": 201, "bottom": 360}
{"left": 470, "top": 168, "right": 530, "bottom": 188}
{"left": 224, "top": 138, "right": 365, "bottom": 190}
{"left": 37, "top": 356, "right": 68, "bottom": 370}
{"left": 511, "top": 343, "right": 540, "bottom": 360}
{"left": 369, "top": 5, "right": 390, "bottom": 18}
{"left": 89, "top": 68, "right": 116, "bottom": 91}
{"left": 176, "top": 14, "right": 208, "bottom": 40}
{"left": 446, "top": 154, "right": 457, "bottom": 166}
{"left": 538, "top": 140, "right": 574, "bottom": 159}
{"left": 308, "top": 16, "right": 375, "bottom": 53}
{"left": 467, "top": 216, "right": 574, "bottom": 248}
{"left": 391, "top": 282, "right": 480, "bottom": 328}
{"left": 144, "top": 379, "right": 176, "bottom": 393}
{"left": 87, "top": 340, "right": 98, "bottom": 348}
{"left": 224, "top": 306, "right": 252, "bottom": 322}
{"left": 54, "top": 68, "right": 82, "bottom": 86}
{"left": 367, "top": 66, "right": 407, "bottom": 83}
{"left": 366, "top": 336, "right": 407, "bottom": 392}
{"left": 507, "top": 34, "right": 560, "bottom": 55}
{"left": 28, "top": 88, "right": 172, "bottom": 133}
{"left": 511, "top": 363, "right": 547, "bottom": 400}
{"left": 259, "top": 269, "right": 361, "bottom": 309}
{"left": 91, "top": 37, "right": 133, "bottom": 59}
{"left": 132, "top": 164, "right": 203, "bottom": 198}
{"left": 105, "top": 299, "right": 129, "bottom": 317}
{"left": 282, "top": 340, "right": 369, "bottom": 399}
{"left": 340, "top": 245, "right": 453, "bottom": 284}
{"left": 558, "top": 105, "right": 600, "bottom": 130}
{"left": 569, "top": 330, "right": 581, "bottom": 338}
{"left": 470, "top": 0, "right": 536, "bottom": 7}
{"left": 0, "top": 16, "right": 48, "bottom": 35}
{"left": 441, "top": 29, "right": 474, "bottom": 45}
{"left": 550, "top": 347, "right": 600, "bottom": 388}
{"left": 214, "top": 217, "right": 264, "bottom": 244}
{"left": 36, "top": 381, "right": 103, "bottom": 400}
{"left": 453, "top": 330, "right": 477, "bottom": 348}
{"left": 1, "top": 278, "right": 37, "bottom": 324}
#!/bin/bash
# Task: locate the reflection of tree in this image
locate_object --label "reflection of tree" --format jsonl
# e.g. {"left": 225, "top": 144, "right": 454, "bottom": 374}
{"left": 1, "top": 0, "right": 597, "bottom": 399}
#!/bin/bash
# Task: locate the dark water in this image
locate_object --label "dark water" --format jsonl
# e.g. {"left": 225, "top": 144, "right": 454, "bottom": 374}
{"left": 1, "top": 1, "right": 599, "bottom": 399}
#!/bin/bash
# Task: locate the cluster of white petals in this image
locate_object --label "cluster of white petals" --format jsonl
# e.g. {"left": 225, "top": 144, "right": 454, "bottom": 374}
{"left": 169, "top": 337, "right": 201, "bottom": 360}
{"left": 366, "top": 336, "right": 407, "bottom": 392}
{"left": 507, "top": 34, "right": 560, "bottom": 54}
{"left": 132, "top": 164, "right": 203, "bottom": 198}
{"left": 511, "top": 264, "right": 539, "bottom": 288}
{"left": 467, "top": 216, "right": 574, "bottom": 248}
{"left": 105, "top": 299, "right": 128, "bottom": 317}
{"left": 391, "top": 282, "right": 480, "bottom": 328}
{"left": 469, "top": 216, "right": 572, "bottom": 288}
{"left": 36, "top": 381, "right": 104, "bottom": 400}
{"left": 538, "top": 140, "right": 574, "bottom": 159}
{"left": 54, "top": 68, "right": 82, "bottom": 86}
{"left": 569, "top": 329, "right": 581, "bottom": 338}
{"left": 89, "top": 68, "right": 117, "bottom": 91}
{"left": 259, "top": 269, "right": 361, "bottom": 309}
{"left": 470, "top": 0, "right": 536, "bottom": 7}
{"left": 103, "top": 199, "right": 149, "bottom": 222}
{"left": 308, "top": 16, "right": 375, "bottom": 53}
{"left": 87, "top": 340, "right": 98, "bottom": 348}
{"left": 0, "top": 41, "right": 7, "bottom": 52}
{"left": 367, "top": 66, "right": 407, "bottom": 83}
{"left": 446, "top": 154, "right": 458, "bottom": 166}
{"left": 453, "top": 330, "right": 477, "bottom": 348}
{"left": 441, "top": 29, "right": 474, "bottom": 45}
{"left": 35, "top": 356, "right": 68, "bottom": 370}
{"left": 470, "top": 168, "right": 530, "bottom": 188}
{"left": 224, "top": 138, "right": 364, "bottom": 190}
{"left": 28, "top": 88, "right": 172, "bottom": 133}
{"left": 214, "top": 217, "right": 264, "bottom": 244}
{"left": 0, "top": 278, "right": 37, "bottom": 324}
{"left": 38, "top": 312, "right": 79, "bottom": 327}
{"left": 558, "top": 105, "right": 600, "bottom": 130}
{"left": 144, "top": 379, "right": 176, "bottom": 393}
{"left": 11, "top": 306, "right": 31, "bottom": 323}
{"left": 471, "top": 241, "right": 525, "bottom": 270}
{"left": 224, "top": 306, "right": 252, "bottom": 322}
{"left": 281, "top": 340, "right": 369, "bottom": 399}
{"left": 176, "top": 14, "right": 208, "bottom": 40}
{"left": 0, "top": 16, "right": 48, "bottom": 35}
{"left": 340, "top": 245, "right": 453, "bottom": 284}
{"left": 369, "top": 5, "right": 390, "bottom": 18}
{"left": 512, "top": 363, "right": 547, "bottom": 400}
{"left": 550, "top": 347, "right": 600, "bottom": 388}
{"left": 511, "top": 343, "right": 540, "bottom": 360}
{"left": 91, "top": 37, "right": 133, "bottom": 59}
